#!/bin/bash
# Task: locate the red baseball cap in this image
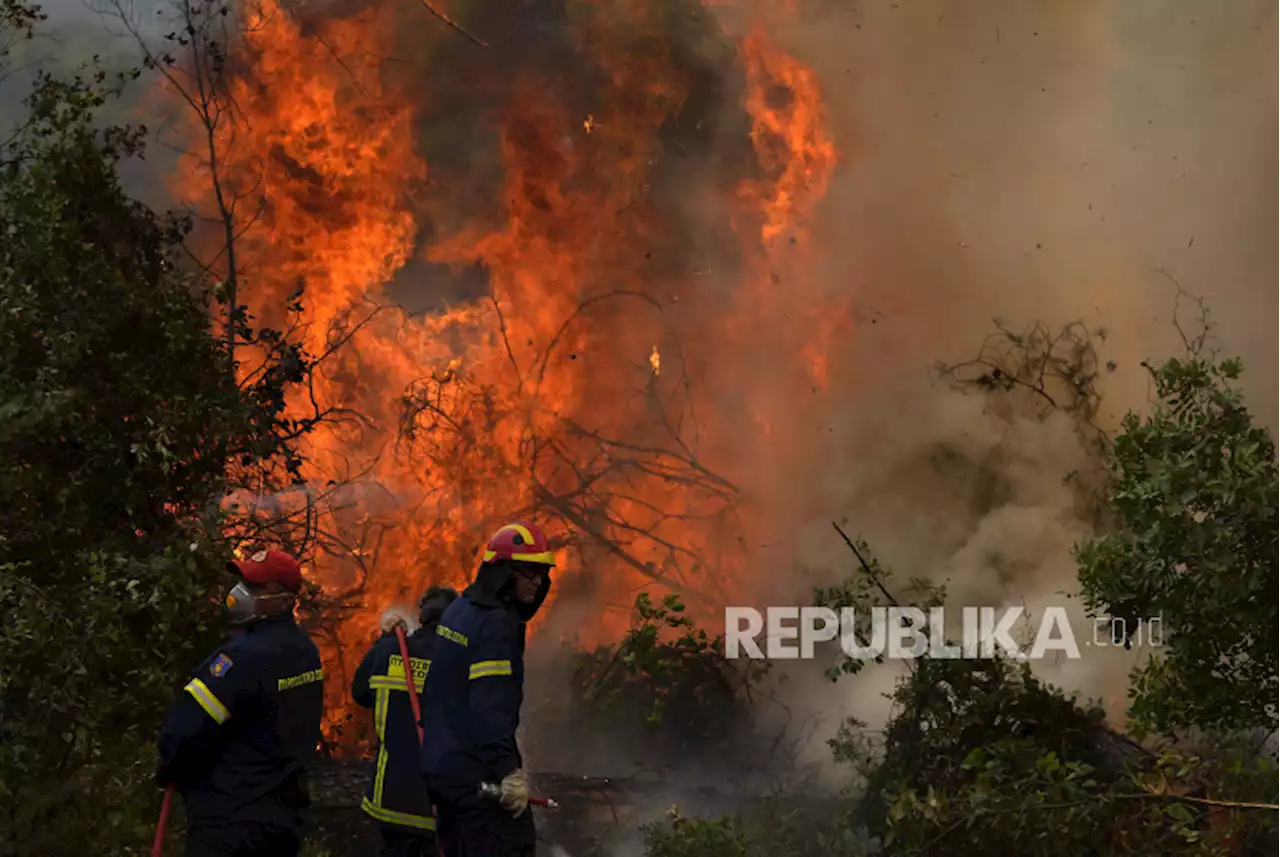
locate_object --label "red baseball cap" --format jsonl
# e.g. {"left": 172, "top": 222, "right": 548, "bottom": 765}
{"left": 226, "top": 549, "right": 304, "bottom": 593}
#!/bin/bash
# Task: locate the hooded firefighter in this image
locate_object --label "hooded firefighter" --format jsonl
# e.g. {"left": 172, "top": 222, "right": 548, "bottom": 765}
{"left": 419, "top": 521, "right": 555, "bottom": 857}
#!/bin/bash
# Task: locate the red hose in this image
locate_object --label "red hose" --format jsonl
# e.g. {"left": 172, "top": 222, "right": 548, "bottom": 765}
{"left": 394, "top": 624, "right": 440, "bottom": 856}
{"left": 151, "top": 785, "right": 174, "bottom": 857}
{"left": 393, "top": 624, "right": 424, "bottom": 744}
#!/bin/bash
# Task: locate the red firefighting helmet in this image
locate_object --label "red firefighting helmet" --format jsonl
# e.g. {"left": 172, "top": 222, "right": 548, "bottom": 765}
{"left": 481, "top": 521, "right": 555, "bottom": 567}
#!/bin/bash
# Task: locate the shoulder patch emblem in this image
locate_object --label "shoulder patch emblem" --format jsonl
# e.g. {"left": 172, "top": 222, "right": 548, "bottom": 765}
{"left": 209, "top": 653, "right": 234, "bottom": 678}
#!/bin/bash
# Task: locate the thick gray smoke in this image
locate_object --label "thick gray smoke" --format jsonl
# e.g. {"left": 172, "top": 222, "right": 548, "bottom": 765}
{"left": 8, "top": 0, "right": 1273, "bottom": 812}
{"left": 708, "top": 0, "right": 1276, "bottom": 775}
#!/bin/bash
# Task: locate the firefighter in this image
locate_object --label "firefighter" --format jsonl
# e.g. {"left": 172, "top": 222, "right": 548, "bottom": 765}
{"left": 352, "top": 585, "right": 460, "bottom": 857}
{"left": 156, "top": 549, "right": 325, "bottom": 857}
{"left": 420, "top": 521, "right": 556, "bottom": 857}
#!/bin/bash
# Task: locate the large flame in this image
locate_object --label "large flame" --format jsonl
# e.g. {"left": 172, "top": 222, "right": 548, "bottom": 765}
{"left": 170, "top": 0, "right": 839, "bottom": 744}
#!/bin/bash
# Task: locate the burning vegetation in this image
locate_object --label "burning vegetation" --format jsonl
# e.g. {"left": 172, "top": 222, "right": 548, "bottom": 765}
{"left": 158, "top": 0, "right": 841, "bottom": 742}
{"left": 2, "top": 0, "right": 1276, "bottom": 854}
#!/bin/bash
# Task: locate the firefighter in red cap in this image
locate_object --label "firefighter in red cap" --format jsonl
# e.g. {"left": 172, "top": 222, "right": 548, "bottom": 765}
{"left": 157, "top": 549, "right": 325, "bottom": 857}
{"left": 419, "top": 521, "right": 555, "bottom": 857}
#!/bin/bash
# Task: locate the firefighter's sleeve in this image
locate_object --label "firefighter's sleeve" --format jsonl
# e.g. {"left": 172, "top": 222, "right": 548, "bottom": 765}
{"left": 156, "top": 648, "right": 256, "bottom": 787}
{"left": 468, "top": 615, "right": 521, "bottom": 780}
{"left": 351, "top": 639, "right": 384, "bottom": 709}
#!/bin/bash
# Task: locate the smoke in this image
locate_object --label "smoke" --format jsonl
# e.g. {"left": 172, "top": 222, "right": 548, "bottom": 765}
{"left": 13, "top": 0, "right": 1271, "bottom": 806}
{"left": 767, "top": 0, "right": 1277, "bottom": 411}
{"left": 221, "top": 480, "right": 413, "bottom": 519}
{"left": 701, "top": 0, "right": 1277, "bottom": 767}
{"left": 326, "top": 0, "right": 1274, "bottom": 797}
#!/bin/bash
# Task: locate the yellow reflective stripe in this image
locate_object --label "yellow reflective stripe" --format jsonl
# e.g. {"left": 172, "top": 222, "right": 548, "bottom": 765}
{"left": 185, "top": 679, "right": 230, "bottom": 725}
{"left": 436, "top": 625, "right": 468, "bottom": 647}
{"left": 469, "top": 659, "right": 512, "bottom": 680}
{"left": 373, "top": 686, "right": 390, "bottom": 805}
{"left": 373, "top": 744, "right": 390, "bottom": 806}
{"left": 370, "top": 675, "right": 424, "bottom": 692}
{"left": 511, "top": 550, "right": 555, "bottom": 564}
{"left": 505, "top": 523, "right": 537, "bottom": 545}
{"left": 277, "top": 667, "right": 324, "bottom": 691}
{"left": 374, "top": 686, "right": 390, "bottom": 741}
{"left": 360, "top": 796, "right": 436, "bottom": 831}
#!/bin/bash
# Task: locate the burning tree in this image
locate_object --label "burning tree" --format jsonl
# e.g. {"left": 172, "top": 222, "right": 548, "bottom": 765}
{"left": 103, "top": 0, "right": 843, "bottom": 744}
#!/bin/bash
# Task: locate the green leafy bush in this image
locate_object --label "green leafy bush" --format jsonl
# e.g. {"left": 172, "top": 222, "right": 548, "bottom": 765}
{"left": 1076, "top": 356, "right": 1278, "bottom": 734}
{"left": 0, "top": 7, "right": 305, "bottom": 851}
{"left": 641, "top": 808, "right": 748, "bottom": 857}
{"left": 565, "top": 592, "right": 764, "bottom": 759}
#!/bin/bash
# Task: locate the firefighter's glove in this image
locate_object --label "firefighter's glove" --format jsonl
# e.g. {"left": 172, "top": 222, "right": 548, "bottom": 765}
{"left": 499, "top": 768, "right": 530, "bottom": 817}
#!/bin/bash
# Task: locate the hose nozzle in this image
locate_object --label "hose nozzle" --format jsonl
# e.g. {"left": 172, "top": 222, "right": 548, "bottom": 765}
{"left": 478, "top": 781, "right": 558, "bottom": 809}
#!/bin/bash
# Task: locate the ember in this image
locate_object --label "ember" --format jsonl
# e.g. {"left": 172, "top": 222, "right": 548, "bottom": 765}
{"left": 168, "top": 0, "right": 842, "bottom": 745}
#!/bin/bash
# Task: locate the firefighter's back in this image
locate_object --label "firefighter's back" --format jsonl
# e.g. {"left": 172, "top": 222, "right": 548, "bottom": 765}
{"left": 351, "top": 627, "right": 436, "bottom": 830}
{"left": 420, "top": 594, "right": 484, "bottom": 782}
{"left": 183, "top": 614, "right": 324, "bottom": 826}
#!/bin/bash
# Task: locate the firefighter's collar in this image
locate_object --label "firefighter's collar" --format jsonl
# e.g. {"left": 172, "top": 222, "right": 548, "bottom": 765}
{"left": 244, "top": 611, "right": 297, "bottom": 633}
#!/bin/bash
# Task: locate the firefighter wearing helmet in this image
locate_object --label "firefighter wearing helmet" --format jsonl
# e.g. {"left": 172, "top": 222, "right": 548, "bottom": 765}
{"left": 419, "top": 521, "right": 555, "bottom": 857}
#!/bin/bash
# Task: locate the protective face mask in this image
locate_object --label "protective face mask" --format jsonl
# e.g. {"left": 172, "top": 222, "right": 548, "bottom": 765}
{"left": 224, "top": 581, "right": 259, "bottom": 625}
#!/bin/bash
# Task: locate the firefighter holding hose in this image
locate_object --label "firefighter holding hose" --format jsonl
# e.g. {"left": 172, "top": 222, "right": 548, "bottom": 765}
{"left": 420, "top": 521, "right": 556, "bottom": 857}
{"left": 156, "top": 549, "right": 324, "bottom": 857}
{"left": 352, "top": 585, "right": 460, "bottom": 856}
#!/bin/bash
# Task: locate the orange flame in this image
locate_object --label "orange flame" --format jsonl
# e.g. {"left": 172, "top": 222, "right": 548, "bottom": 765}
{"left": 168, "top": 0, "right": 843, "bottom": 745}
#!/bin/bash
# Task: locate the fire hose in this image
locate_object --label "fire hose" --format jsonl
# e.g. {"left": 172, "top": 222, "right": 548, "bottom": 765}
{"left": 394, "top": 623, "right": 425, "bottom": 744}
{"left": 479, "top": 781, "right": 559, "bottom": 809}
{"left": 151, "top": 785, "right": 174, "bottom": 857}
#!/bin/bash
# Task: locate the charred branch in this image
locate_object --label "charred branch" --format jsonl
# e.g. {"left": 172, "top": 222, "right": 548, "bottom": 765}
{"left": 394, "top": 344, "right": 743, "bottom": 611}
{"left": 934, "top": 318, "right": 1114, "bottom": 526}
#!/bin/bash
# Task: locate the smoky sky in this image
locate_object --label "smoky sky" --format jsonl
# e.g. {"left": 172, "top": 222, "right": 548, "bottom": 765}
{"left": 712, "top": 0, "right": 1277, "bottom": 751}
{"left": 6, "top": 0, "right": 1273, "bottom": 758}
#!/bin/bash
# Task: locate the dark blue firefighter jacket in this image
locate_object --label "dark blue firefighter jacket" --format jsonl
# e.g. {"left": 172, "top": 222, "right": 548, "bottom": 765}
{"left": 351, "top": 623, "right": 438, "bottom": 833}
{"left": 419, "top": 562, "right": 549, "bottom": 787}
{"left": 156, "top": 612, "right": 324, "bottom": 827}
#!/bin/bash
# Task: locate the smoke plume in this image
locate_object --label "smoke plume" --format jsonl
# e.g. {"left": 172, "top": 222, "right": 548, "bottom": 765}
{"left": 11, "top": 0, "right": 1272, "bottom": 793}
{"left": 704, "top": 0, "right": 1276, "bottom": 767}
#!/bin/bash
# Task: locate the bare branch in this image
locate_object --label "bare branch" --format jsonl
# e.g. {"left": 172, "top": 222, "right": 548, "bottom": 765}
{"left": 414, "top": 0, "right": 488, "bottom": 48}
{"left": 1154, "top": 268, "right": 1215, "bottom": 359}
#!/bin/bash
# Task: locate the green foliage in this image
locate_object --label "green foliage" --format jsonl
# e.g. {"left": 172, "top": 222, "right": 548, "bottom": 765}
{"left": 734, "top": 795, "right": 869, "bottom": 856}
{"left": 820, "top": 496, "right": 1277, "bottom": 856}
{"left": 639, "top": 801, "right": 870, "bottom": 857}
{"left": 812, "top": 532, "right": 945, "bottom": 682}
{"left": 881, "top": 659, "right": 1109, "bottom": 783}
{"left": 0, "top": 544, "right": 227, "bottom": 854}
{"left": 566, "top": 591, "right": 763, "bottom": 757}
{"left": 641, "top": 808, "right": 749, "bottom": 857}
{"left": 1076, "top": 356, "right": 1278, "bottom": 734}
{"left": 829, "top": 654, "right": 1277, "bottom": 856}
{"left": 0, "top": 9, "right": 307, "bottom": 852}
